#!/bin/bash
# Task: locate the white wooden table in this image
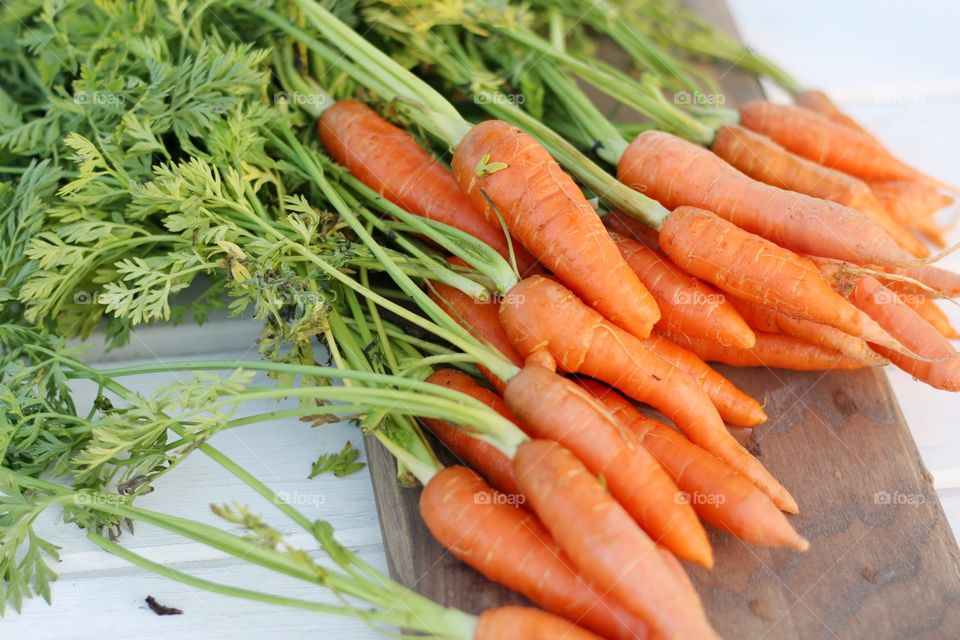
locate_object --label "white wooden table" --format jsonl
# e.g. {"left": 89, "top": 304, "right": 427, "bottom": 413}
{"left": 7, "top": 2, "right": 959, "bottom": 638}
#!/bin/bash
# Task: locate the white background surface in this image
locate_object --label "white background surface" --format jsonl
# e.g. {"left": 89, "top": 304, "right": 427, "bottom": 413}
{"left": 6, "top": 1, "right": 960, "bottom": 638}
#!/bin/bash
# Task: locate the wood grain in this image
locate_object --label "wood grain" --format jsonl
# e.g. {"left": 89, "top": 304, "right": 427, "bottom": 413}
{"left": 365, "top": 2, "right": 960, "bottom": 638}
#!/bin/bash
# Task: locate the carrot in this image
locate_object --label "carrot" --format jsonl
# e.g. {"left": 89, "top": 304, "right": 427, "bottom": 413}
{"left": 318, "top": 100, "right": 539, "bottom": 273}
{"left": 728, "top": 297, "right": 887, "bottom": 366}
{"left": 738, "top": 100, "right": 955, "bottom": 193}
{"left": 902, "top": 296, "right": 959, "bottom": 340}
{"left": 603, "top": 208, "right": 663, "bottom": 249}
{"left": 510, "top": 437, "right": 719, "bottom": 639}
{"left": 868, "top": 179, "right": 953, "bottom": 247}
{"left": 475, "top": 606, "right": 606, "bottom": 640}
{"left": 499, "top": 274, "right": 761, "bottom": 429}
{"left": 657, "top": 206, "right": 901, "bottom": 350}
{"left": 711, "top": 124, "right": 929, "bottom": 257}
{"left": 452, "top": 119, "right": 661, "bottom": 339}
{"left": 815, "top": 262, "right": 960, "bottom": 390}
{"left": 500, "top": 277, "right": 795, "bottom": 512}
{"left": 608, "top": 230, "right": 757, "bottom": 349}
{"left": 484, "top": 345, "right": 711, "bottom": 564}
{"left": 880, "top": 265, "right": 960, "bottom": 298}
{"left": 423, "top": 370, "right": 522, "bottom": 496}
{"left": 618, "top": 130, "right": 916, "bottom": 266}
{"left": 421, "top": 466, "right": 647, "bottom": 640}
{"left": 429, "top": 365, "right": 716, "bottom": 568}
{"left": 661, "top": 328, "right": 865, "bottom": 371}
{"left": 645, "top": 333, "right": 767, "bottom": 427}
{"left": 795, "top": 89, "right": 870, "bottom": 134}
{"left": 579, "top": 379, "right": 809, "bottom": 551}
{"left": 429, "top": 282, "right": 522, "bottom": 392}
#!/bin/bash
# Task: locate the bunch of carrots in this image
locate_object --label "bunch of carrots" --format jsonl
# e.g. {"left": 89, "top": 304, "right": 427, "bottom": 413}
{"left": 218, "top": 1, "right": 960, "bottom": 638}
{"left": 4, "top": 0, "right": 956, "bottom": 638}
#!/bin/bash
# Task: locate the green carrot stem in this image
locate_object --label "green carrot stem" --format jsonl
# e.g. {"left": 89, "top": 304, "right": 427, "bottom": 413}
{"left": 328, "top": 158, "right": 519, "bottom": 293}
{"left": 268, "top": 127, "right": 518, "bottom": 381}
{"left": 88, "top": 533, "right": 365, "bottom": 617}
{"left": 501, "top": 28, "right": 715, "bottom": 145}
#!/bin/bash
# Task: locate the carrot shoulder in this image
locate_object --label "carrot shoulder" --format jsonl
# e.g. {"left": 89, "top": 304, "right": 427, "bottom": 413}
{"left": 617, "top": 129, "right": 914, "bottom": 266}
{"left": 452, "top": 119, "right": 660, "bottom": 339}
{"left": 500, "top": 277, "right": 795, "bottom": 512}
{"left": 421, "top": 467, "right": 647, "bottom": 640}
{"left": 510, "top": 437, "right": 719, "bottom": 639}
{"left": 318, "top": 101, "right": 538, "bottom": 272}
{"left": 579, "top": 379, "right": 808, "bottom": 551}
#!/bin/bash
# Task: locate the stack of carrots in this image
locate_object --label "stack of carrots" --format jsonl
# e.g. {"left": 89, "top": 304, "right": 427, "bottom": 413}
{"left": 255, "top": 1, "right": 959, "bottom": 637}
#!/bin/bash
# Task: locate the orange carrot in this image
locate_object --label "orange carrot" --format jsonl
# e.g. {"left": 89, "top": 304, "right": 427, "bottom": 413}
{"left": 500, "top": 277, "right": 795, "bottom": 512}
{"left": 617, "top": 130, "right": 915, "bottom": 266}
{"left": 711, "top": 124, "right": 929, "bottom": 257}
{"left": 501, "top": 359, "right": 714, "bottom": 568}
{"left": 603, "top": 209, "right": 663, "bottom": 249}
{"left": 475, "top": 606, "right": 606, "bottom": 640}
{"left": 499, "top": 275, "right": 763, "bottom": 429}
{"left": 816, "top": 262, "right": 960, "bottom": 390}
{"left": 739, "top": 100, "right": 954, "bottom": 192}
{"left": 657, "top": 206, "right": 898, "bottom": 349}
{"left": 510, "top": 437, "right": 719, "bottom": 639}
{"left": 421, "top": 466, "right": 647, "bottom": 640}
{"left": 645, "top": 333, "right": 767, "bottom": 427}
{"left": 429, "top": 282, "right": 522, "bottom": 393}
{"left": 728, "top": 297, "right": 887, "bottom": 366}
{"left": 661, "top": 328, "right": 865, "bottom": 371}
{"left": 795, "top": 89, "right": 870, "bottom": 134}
{"left": 880, "top": 265, "right": 960, "bottom": 298}
{"left": 579, "top": 379, "right": 809, "bottom": 551}
{"left": 318, "top": 100, "right": 539, "bottom": 273}
{"left": 452, "top": 119, "right": 661, "bottom": 339}
{"left": 460, "top": 336, "right": 712, "bottom": 565}
{"left": 868, "top": 179, "right": 953, "bottom": 248}
{"left": 423, "top": 370, "right": 522, "bottom": 496}
{"left": 608, "top": 230, "right": 757, "bottom": 348}
{"left": 903, "top": 296, "right": 959, "bottom": 340}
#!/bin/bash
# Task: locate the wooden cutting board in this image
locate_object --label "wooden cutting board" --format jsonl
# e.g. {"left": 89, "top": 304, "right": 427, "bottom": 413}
{"left": 364, "top": 2, "right": 960, "bottom": 637}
